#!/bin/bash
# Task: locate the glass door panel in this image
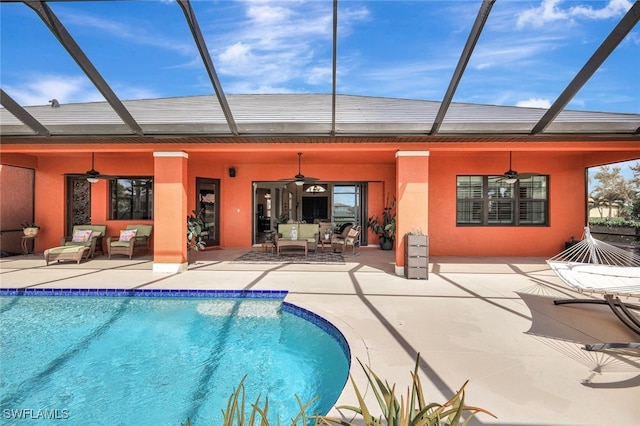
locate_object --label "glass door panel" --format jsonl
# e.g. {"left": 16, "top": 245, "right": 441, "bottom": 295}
{"left": 196, "top": 178, "right": 219, "bottom": 246}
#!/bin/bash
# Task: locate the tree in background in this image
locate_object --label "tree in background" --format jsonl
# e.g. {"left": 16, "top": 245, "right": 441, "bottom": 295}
{"left": 630, "top": 162, "right": 640, "bottom": 219}
{"left": 590, "top": 163, "right": 640, "bottom": 220}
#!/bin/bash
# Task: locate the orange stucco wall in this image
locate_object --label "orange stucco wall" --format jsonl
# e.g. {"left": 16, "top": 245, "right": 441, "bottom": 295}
{"left": 153, "top": 152, "right": 188, "bottom": 265}
{"left": 395, "top": 151, "right": 430, "bottom": 266}
{"left": 27, "top": 153, "right": 155, "bottom": 255}
{"left": 428, "top": 151, "right": 588, "bottom": 256}
{"left": 1, "top": 142, "right": 637, "bottom": 263}
{"left": 186, "top": 154, "right": 396, "bottom": 247}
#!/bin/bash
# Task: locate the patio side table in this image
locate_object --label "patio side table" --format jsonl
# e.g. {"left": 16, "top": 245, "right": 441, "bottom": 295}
{"left": 21, "top": 236, "right": 37, "bottom": 255}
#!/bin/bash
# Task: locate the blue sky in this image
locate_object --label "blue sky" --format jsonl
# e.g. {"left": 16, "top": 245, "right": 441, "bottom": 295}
{"left": 1, "top": 0, "right": 638, "bottom": 114}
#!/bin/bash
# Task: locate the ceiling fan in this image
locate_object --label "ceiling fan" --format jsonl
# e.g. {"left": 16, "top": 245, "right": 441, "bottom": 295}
{"left": 498, "top": 151, "right": 540, "bottom": 183}
{"left": 65, "top": 152, "right": 117, "bottom": 183}
{"left": 281, "top": 152, "right": 319, "bottom": 186}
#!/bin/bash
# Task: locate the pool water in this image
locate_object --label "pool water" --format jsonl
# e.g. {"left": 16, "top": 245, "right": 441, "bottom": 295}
{"left": 0, "top": 295, "right": 350, "bottom": 425}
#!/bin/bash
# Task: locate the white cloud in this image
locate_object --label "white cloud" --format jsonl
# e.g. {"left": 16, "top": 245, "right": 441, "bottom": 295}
{"left": 517, "top": 0, "right": 633, "bottom": 28}
{"left": 470, "top": 34, "right": 562, "bottom": 70}
{"left": 5, "top": 74, "right": 103, "bottom": 106}
{"left": 212, "top": 0, "right": 368, "bottom": 92}
{"left": 517, "top": 0, "right": 568, "bottom": 28}
{"left": 5, "top": 73, "right": 161, "bottom": 106}
{"left": 219, "top": 42, "right": 255, "bottom": 71}
{"left": 570, "top": 0, "right": 633, "bottom": 19}
{"left": 58, "top": 8, "right": 194, "bottom": 55}
{"left": 516, "top": 98, "right": 552, "bottom": 108}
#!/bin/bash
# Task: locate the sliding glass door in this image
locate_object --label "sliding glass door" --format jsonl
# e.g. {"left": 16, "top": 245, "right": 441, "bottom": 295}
{"left": 252, "top": 181, "right": 367, "bottom": 245}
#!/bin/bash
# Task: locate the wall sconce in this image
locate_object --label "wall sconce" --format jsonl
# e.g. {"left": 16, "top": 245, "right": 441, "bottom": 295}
{"left": 229, "top": 167, "right": 236, "bottom": 178}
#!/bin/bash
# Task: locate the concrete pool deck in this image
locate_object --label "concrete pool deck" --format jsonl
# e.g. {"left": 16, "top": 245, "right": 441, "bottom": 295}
{"left": 1, "top": 247, "right": 638, "bottom": 425}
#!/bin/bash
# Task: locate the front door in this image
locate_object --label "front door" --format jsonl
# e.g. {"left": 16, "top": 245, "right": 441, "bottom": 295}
{"left": 196, "top": 178, "right": 220, "bottom": 246}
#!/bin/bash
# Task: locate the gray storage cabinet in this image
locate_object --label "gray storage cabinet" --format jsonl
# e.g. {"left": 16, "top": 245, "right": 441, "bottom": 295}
{"left": 404, "top": 235, "right": 429, "bottom": 279}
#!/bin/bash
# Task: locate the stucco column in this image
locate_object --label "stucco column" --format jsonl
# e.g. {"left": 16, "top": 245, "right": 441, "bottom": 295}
{"left": 152, "top": 151, "right": 189, "bottom": 273}
{"left": 395, "top": 151, "right": 430, "bottom": 276}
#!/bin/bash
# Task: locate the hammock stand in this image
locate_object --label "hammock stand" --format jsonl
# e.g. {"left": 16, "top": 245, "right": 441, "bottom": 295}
{"left": 547, "top": 227, "right": 640, "bottom": 351}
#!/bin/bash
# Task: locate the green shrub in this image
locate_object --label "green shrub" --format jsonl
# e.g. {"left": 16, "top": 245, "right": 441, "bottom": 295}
{"left": 182, "top": 355, "right": 494, "bottom": 426}
{"left": 589, "top": 217, "right": 640, "bottom": 230}
{"left": 182, "top": 375, "right": 321, "bottom": 426}
{"left": 319, "top": 354, "right": 495, "bottom": 426}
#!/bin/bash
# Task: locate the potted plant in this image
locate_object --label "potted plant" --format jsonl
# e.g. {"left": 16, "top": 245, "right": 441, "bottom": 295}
{"left": 22, "top": 222, "right": 40, "bottom": 237}
{"left": 367, "top": 195, "right": 396, "bottom": 250}
{"left": 187, "top": 209, "right": 206, "bottom": 254}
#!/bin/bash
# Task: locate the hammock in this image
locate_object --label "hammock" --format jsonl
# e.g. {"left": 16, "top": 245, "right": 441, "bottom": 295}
{"left": 546, "top": 227, "right": 640, "bottom": 351}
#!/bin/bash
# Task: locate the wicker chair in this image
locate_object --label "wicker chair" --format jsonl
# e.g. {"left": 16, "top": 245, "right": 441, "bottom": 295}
{"left": 332, "top": 225, "right": 361, "bottom": 255}
{"left": 60, "top": 224, "right": 107, "bottom": 258}
{"left": 107, "top": 224, "right": 153, "bottom": 259}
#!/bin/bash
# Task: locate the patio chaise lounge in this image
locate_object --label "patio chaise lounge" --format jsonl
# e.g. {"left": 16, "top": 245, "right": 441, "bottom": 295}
{"left": 60, "top": 224, "right": 106, "bottom": 258}
{"left": 44, "top": 245, "right": 91, "bottom": 265}
{"left": 547, "top": 227, "right": 640, "bottom": 351}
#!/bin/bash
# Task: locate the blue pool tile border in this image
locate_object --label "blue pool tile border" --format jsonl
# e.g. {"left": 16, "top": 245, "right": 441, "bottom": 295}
{"left": 0, "top": 288, "right": 351, "bottom": 365}
{"left": 0, "top": 288, "right": 288, "bottom": 299}
{"left": 283, "top": 301, "right": 351, "bottom": 363}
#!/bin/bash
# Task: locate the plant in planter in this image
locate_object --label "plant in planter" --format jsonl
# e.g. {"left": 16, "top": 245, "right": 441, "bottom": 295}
{"left": 367, "top": 195, "right": 396, "bottom": 250}
{"left": 187, "top": 209, "right": 206, "bottom": 253}
{"left": 21, "top": 222, "right": 40, "bottom": 237}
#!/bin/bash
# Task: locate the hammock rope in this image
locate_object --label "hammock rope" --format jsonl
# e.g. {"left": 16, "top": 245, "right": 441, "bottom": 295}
{"left": 548, "top": 227, "right": 640, "bottom": 267}
{"left": 547, "top": 227, "right": 640, "bottom": 345}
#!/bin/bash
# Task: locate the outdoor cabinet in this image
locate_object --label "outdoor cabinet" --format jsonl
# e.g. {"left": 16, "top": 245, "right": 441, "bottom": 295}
{"left": 404, "top": 235, "right": 429, "bottom": 280}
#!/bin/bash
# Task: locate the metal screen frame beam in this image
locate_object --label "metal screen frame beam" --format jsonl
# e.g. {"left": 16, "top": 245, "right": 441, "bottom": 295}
{"left": 531, "top": 1, "right": 640, "bottom": 135}
{"left": 24, "top": 0, "right": 144, "bottom": 136}
{"left": 0, "top": 89, "right": 51, "bottom": 136}
{"left": 430, "top": 0, "right": 496, "bottom": 135}
{"left": 177, "top": 0, "right": 239, "bottom": 136}
{"left": 331, "top": 0, "right": 338, "bottom": 136}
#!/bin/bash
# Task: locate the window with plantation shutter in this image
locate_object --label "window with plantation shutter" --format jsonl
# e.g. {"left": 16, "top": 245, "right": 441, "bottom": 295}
{"left": 456, "top": 175, "right": 548, "bottom": 226}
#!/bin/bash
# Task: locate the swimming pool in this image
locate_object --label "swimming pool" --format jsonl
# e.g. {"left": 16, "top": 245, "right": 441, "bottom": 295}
{"left": 0, "top": 289, "right": 350, "bottom": 425}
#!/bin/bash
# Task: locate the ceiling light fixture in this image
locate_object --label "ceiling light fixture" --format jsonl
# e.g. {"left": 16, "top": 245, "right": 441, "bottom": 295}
{"left": 305, "top": 184, "right": 326, "bottom": 193}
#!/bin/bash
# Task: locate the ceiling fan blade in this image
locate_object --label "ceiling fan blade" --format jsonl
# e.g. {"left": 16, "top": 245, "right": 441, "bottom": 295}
{"left": 278, "top": 152, "right": 320, "bottom": 184}
{"left": 64, "top": 173, "right": 118, "bottom": 180}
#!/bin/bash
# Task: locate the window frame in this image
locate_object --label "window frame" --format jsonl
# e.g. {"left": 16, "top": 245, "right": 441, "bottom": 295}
{"left": 456, "top": 175, "right": 549, "bottom": 226}
{"left": 109, "top": 176, "right": 154, "bottom": 220}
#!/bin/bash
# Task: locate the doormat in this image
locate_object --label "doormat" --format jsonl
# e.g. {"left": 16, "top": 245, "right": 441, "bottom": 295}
{"left": 232, "top": 250, "right": 345, "bottom": 264}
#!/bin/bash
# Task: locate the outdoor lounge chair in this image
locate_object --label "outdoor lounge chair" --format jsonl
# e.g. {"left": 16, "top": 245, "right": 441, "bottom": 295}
{"left": 547, "top": 227, "right": 640, "bottom": 351}
{"left": 44, "top": 245, "right": 90, "bottom": 265}
{"left": 60, "top": 224, "right": 106, "bottom": 258}
{"left": 107, "top": 224, "right": 153, "bottom": 259}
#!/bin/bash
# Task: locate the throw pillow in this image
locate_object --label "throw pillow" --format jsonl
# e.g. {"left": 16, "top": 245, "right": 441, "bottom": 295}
{"left": 71, "top": 229, "right": 93, "bottom": 243}
{"left": 119, "top": 229, "right": 138, "bottom": 242}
